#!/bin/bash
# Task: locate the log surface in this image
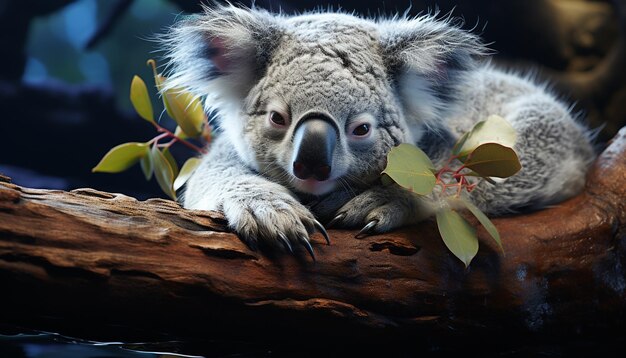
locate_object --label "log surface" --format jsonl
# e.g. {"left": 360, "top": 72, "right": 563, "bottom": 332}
{"left": 1, "top": 129, "right": 625, "bottom": 346}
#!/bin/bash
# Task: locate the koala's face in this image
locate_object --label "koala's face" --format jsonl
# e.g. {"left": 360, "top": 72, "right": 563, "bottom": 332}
{"left": 241, "top": 15, "right": 408, "bottom": 196}
{"left": 163, "top": 6, "right": 484, "bottom": 196}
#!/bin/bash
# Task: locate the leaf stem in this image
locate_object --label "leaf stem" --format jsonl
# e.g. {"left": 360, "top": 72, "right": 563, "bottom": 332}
{"left": 162, "top": 139, "right": 177, "bottom": 149}
{"left": 152, "top": 123, "right": 207, "bottom": 154}
{"left": 148, "top": 133, "right": 169, "bottom": 145}
{"left": 434, "top": 154, "right": 476, "bottom": 198}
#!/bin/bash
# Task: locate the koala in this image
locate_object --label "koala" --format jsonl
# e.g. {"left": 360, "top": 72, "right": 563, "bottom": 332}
{"left": 161, "top": 5, "right": 595, "bottom": 258}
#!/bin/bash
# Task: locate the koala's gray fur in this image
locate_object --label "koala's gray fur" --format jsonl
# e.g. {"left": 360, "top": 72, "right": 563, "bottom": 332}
{"left": 161, "top": 5, "right": 595, "bottom": 253}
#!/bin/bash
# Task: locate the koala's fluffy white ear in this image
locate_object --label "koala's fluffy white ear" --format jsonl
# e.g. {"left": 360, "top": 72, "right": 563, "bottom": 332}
{"left": 161, "top": 5, "right": 280, "bottom": 107}
{"left": 378, "top": 16, "right": 488, "bottom": 127}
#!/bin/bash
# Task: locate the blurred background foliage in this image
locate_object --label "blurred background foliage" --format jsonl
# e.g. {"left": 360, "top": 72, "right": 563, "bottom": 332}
{"left": 24, "top": 0, "right": 180, "bottom": 109}
{"left": 0, "top": 0, "right": 624, "bottom": 200}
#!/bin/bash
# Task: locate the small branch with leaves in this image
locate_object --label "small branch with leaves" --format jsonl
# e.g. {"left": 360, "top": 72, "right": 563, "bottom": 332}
{"left": 382, "top": 115, "right": 522, "bottom": 266}
{"left": 92, "top": 60, "right": 209, "bottom": 200}
{"left": 92, "top": 60, "right": 521, "bottom": 268}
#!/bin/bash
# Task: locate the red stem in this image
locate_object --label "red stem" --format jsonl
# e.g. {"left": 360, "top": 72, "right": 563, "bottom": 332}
{"left": 153, "top": 124, "right": 207, "bottom": 154}
{"left": 148, "top": 133, "right": 169, "bottom": 145}
{"left": 435, "top": 154, "right": 477, "bottom": 198}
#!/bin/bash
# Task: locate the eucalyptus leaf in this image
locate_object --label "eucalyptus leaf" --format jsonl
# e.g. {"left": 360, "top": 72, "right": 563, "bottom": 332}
{"left": 150, "top": 146, "right": 177, "bottom": 200}
{"left": 163, "top": 89, "right": 205, "bottom": 138}
{"left": 153, "top": 74, "right": 174, "bottom": 125}
{"left": 148, "top": 62, "right": 205, "bottom": 135}
{"left": 450, "top": 197, "right": 503, "bottom": 252}
{"left": 174, "top": 157, "right": 201, "bottom": 191}
{"left": 140, "top": 154, "right": 153, "bottom": 180}
{"left": 436, "top": 208, "right": 479, "bottom": 267}
{"left": 382, "top": 143, "right": 436, "bottom": 195}
{"left": 130, "top": 75, "right": 155, "bottom": 124}
{"left": 457, "top": 115, "right": 517, "bottom": 157}
{"left": 92, "top": 142, "right": 149, "bottom": 173}
{"left": 162, "top": 147, "right": 179, "bottom": 177}
{"left": 464, "top": 143, "right": 522, "bottom": 178}
{"left": 148, "top": 63, "right": 173, "bottom": 125}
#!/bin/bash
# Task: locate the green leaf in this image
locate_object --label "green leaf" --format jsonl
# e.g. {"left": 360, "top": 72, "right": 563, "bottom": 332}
{"left": 150, "top": 146, "right": 177, "bottom": 200}
{"left": 464, "top": 143, "right": 522, "bottom": 178}
{"left": 436, "top": 208, "right": 479, "bottom": 267}
{"left": 457, "top": 115, "right": 517, "bottom": 157}
{"left": 130, "top": 76, "right": 155, "bottom": 124}
{"left": 140, "top": 154, "right": 153, "bottom": 180}
{"left": 174, "top": 157, "right": 201, "bottom": 191}
{"left": 155, "top": 75, "right": 173, "bottom": 122}
{"left": 451, "top": 197, "right": 503, "bottom": 252}
{"left": 92, "top": 142, "right": 149, "bottom": 173}
{"left": 381, "top": 143, "right": 436, "bottom": 195}
{"left": 148, "top": 64, "right": 174, "bottom": 124}
{"left": 162, "top": 88, "right": 205, "bottom": 138}
{"left": 162, "top": 147, "right": 179, "bottom": 177}
{"left": 148, "top": 61, "right": 206, "bottom": 135}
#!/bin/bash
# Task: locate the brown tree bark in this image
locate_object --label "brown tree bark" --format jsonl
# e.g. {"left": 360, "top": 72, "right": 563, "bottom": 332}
{"left": 0, "top": 129, "right": 625, "bottom": 350}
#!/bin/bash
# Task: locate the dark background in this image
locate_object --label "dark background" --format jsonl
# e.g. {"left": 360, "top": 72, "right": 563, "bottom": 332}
{"left": 0, "top": 0, "right": 624, "bottom": 200}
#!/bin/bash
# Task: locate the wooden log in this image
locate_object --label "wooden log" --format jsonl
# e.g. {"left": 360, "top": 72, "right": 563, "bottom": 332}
{"left": 0, "top": 129, "right": 625, "bottom": 350}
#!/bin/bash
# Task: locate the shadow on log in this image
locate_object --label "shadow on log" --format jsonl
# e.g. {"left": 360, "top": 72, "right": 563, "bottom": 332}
{"left": 0, "top": 129, "right": 625, "bottom": 353}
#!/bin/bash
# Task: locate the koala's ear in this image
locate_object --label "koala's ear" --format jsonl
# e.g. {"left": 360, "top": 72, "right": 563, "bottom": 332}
{"left": 378, "top": 16, "right": 488, "bottom": 126}
{"left": 161, "top": 5, "right": 281, "bottom": 102}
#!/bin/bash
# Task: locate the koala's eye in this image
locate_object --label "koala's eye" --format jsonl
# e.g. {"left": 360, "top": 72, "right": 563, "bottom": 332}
{"left": 347, "top": 117, "right": 374, "bottom": 141}
{"left": 352, "top": 124, "right": 370, "bottom": 136}
{"left": 269, "top": 111, "right": 287, "bottom": 126}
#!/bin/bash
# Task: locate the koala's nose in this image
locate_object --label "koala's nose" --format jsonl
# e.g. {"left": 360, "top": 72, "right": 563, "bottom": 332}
{"left": 292, "top": 117, "right": 338, "bottom": 181}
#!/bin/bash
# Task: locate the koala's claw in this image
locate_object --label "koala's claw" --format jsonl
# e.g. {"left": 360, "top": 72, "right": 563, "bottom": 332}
{"left": 276, "top": 230, "right": 315, "bottom": 261}
{"left": 355, "top": 220, "right": 378, "bottom": 239}
{"left": 327, "top": 212, "right": 346, "bottom": 228}
{"left": 299, "top": 235, "right": 316, "bottom": 261}
{"left": 328, "top": 186, "right": 433, "bottom": 234}
{"left": 314, "top": 219, "right": 331, "bottom": 245}
{"left": 277, "top": 232, "right": 293, "bottom": 253}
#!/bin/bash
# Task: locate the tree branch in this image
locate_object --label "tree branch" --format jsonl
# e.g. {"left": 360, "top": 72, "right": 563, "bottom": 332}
{"left": 0, "top": 128, "right": 625, "bottom": 348}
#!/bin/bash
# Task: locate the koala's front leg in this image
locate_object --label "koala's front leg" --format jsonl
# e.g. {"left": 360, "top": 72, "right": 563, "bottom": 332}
{"left": 183, "top": 139, "right": 328, "bottom": 259}
{"left": 326, "top": 185, "right": 436, "bottom": 237}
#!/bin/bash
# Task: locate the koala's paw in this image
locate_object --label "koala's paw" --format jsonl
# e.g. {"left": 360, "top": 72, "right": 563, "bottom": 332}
{"left": 328, "top": 186, "right": 433, "bottom": 238}
{"left": 222, "top": 190, "right": 329, "bottom": 260}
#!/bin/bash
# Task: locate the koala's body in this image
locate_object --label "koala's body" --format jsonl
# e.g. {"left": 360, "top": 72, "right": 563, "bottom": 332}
{"left": 163, "top": 5, "right": 595, "bottom": 254}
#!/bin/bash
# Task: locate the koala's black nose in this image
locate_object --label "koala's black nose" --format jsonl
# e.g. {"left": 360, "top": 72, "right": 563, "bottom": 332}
{"left": 292, "top": 116, "right": 338, "bottom": 181}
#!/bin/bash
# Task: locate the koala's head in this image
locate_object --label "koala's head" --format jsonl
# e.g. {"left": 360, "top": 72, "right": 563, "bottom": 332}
{"left": 163, "top": 5, "right": 485, "bottom": 196}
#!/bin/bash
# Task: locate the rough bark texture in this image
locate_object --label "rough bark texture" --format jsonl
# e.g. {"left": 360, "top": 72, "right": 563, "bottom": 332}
{"left": 1, "top": 129, "right": 625, "bottom": 350}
